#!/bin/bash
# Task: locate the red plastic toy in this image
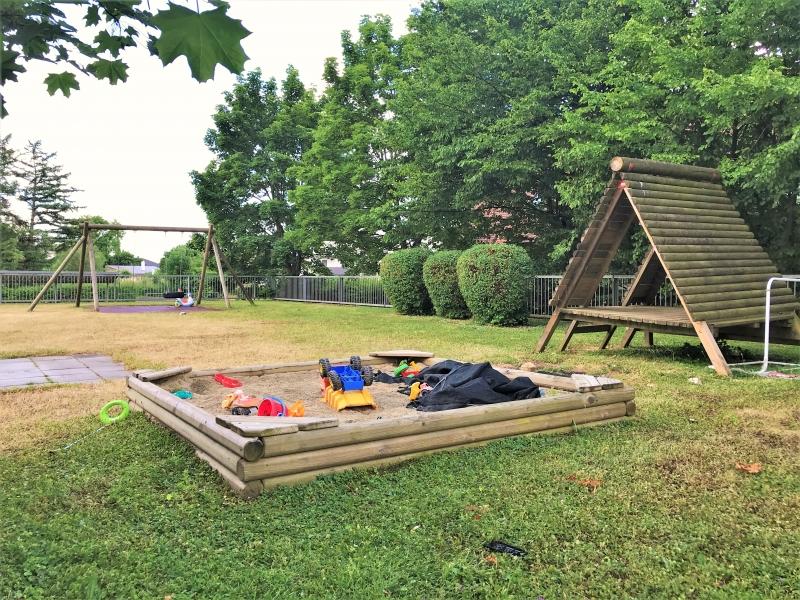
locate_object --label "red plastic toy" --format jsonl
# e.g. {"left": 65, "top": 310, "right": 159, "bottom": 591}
{"left": 214, "top": 373, "right": 243, "bottom": 388}
{"left": 258, "top": 397, "right": 288, "bottom": 417}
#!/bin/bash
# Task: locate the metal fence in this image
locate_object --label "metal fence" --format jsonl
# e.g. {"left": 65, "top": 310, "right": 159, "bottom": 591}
{"left": 0, "top": 272, "right": 276, "bottom": 304}
{"left": 1, "top": 272, "right": 798, "bottom": 316}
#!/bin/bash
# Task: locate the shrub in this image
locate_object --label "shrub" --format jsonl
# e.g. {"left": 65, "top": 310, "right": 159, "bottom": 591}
{"left": 379, "top": 248, "right": 433, "bottom": 315}
{"left": 457, "top": 244, "right": 533, "bottom": 326}
{"left": 422, "top": 251, "right": 471, "bottom": 319}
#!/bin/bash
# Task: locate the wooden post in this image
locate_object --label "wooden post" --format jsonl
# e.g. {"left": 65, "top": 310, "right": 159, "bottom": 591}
{"left": 620, "top": 327, "right": 637, "bottom": 348}
{"left": 693, "top": 321, "right": 732, "bottom": 376}
{"left": 87, "top": 232, "right": 100, "bottom": 312}
{"left": 215, "top": 244, "right": 255, "bottom": 305}
{"left": 195, "top": 226, "right": 213, "bottom": 306}
{"left": 75, "top": 222, "right": 89, "bottom": 307}
{"left": 27, "top": 236, "right": 85, "bottom": 312}
{"left": 559, "top": 320, "right": 580, "bottom": 352}
{"left": 599, "top": 326, "right": 617, "bottom": 349}
{"left": 210, "top": 234, "right": 231, "bottom": 308}
{"left": 536, "top": 309, "right": 562, "bottom": 352}
{"left": 643, "top": 331, "right": 654, "bottom": 347}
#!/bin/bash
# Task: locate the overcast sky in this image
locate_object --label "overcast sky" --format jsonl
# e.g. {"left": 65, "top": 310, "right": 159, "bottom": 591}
{"left": 2, "top": 0, "right": 417, "bottom": 262}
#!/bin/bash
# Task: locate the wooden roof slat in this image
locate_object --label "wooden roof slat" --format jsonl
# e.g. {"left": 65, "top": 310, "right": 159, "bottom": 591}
{"left": 657, "top": 246, "right": 766, "bottom": 255}
{"left": 648, "top": 224, "right": 752, "bottom": 235}
{"left": 622, "top": 180, "right": 729, "bottom": 197}
{"left": 663, "top": 259, "right": 775, "bottom": 271}
{"left": 682, "top": 288, "right": 795, "bottom": 303}
{"left": 635, "top": 210, "right": 745, "bottom": 225}
{"left": 633, "top": 204, "right": 742, "bottom": 220}
{"left": 628, "top": 190, "right": 737, "bottom": 206}
{"left": 610, "top": 157, "right": 721, "bottom": 182}
{"left": 619, "top": 172, "right": 725, "bottom": 191}
{"left": 688, "top": 295, "right": 798, "bottom": 312}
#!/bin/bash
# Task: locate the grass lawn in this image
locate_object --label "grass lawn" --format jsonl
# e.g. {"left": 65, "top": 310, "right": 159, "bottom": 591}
{"left": 1, "top": 301, "right": 799, "bottom": 598}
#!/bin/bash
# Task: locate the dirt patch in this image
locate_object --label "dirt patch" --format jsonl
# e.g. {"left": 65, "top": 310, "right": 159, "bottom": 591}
{"left": 160, "top": 363, "right": 418, "bottom": 423}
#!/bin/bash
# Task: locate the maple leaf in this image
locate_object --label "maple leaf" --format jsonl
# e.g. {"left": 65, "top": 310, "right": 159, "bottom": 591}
{"left": 735, "top": 462, "right": 763, "bottom": 474}
{"left": 44, "top": 72, "right": 79, "bottom": 97}
{"left": 483, "top": 554, "right": 498, "bottom": 566}
{"left": 151, "top": 3, "right": 250, "bottom": 82}
{"left": 566, "top": 474, "right": 602, "bottom": 493}
{"left": 88, "top": 59, "right": 128, "bottom": 85}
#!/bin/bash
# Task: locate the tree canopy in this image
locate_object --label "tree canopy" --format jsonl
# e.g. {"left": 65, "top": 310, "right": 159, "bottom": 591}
{"left": 0, "top": 0, "right": 250, "bottom": 116}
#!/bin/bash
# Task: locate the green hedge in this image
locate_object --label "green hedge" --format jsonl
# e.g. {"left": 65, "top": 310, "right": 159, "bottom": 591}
{"left": 457, "top": 244, "right": 533, "bottom": 326}
{"left": 422, "top": 251, "right": 470, "bottom": 319}
{"left": 380, "top": 248, "right": 433, "bottom": 315}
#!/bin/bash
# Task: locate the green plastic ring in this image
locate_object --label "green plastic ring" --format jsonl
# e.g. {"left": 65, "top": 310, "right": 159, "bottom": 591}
{"left": 99, "top": 399, "right": 130, "bottom": 425}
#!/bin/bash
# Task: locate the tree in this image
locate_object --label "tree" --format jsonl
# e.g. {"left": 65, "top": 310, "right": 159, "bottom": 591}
{"left": 289, "top": 16, "right": 407, "bottom": 274}
{"left": 14, "top": 140, "right": 80, "bottom": 235}
{"left": 0, "top": 135, "right": 20, "bottom": 225}
{"left": 0, "top": 222, "right": 24, "bottom": 269}
{"left": 193, "top": 67, "right": 319, "bottom": 275}
{"left": 159, "top": 243, "right": 202, "bottom": 275}
{"left": 0, "top": 0, "right": 250, "bottom": 117}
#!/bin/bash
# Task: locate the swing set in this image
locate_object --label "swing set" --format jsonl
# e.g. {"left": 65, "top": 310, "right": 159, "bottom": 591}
{"left": 27, "top": 222, "right": 255, "bottom": 312}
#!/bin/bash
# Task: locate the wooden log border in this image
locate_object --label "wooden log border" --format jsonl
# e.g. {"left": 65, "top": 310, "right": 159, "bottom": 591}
{"left": 127, "top": 352, "right": 636, "bottom": 497}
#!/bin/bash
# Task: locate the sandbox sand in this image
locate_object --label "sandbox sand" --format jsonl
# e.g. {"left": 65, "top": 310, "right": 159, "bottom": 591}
{"left": 159, "top": 363, "right": 416, "bottom": 423}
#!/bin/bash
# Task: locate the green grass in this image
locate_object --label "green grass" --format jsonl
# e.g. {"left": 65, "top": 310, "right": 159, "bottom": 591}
{"left": 1, "top": 301, "right": 799, "bottom": 598}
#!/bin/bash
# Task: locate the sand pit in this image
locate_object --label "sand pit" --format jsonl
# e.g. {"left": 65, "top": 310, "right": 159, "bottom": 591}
{"left": 159, "top": 363, "right": 414, "bottom": 422}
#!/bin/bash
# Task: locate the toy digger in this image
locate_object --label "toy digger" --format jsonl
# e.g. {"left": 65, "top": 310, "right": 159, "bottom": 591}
{"left": 319, "top": 356, "right": 377, "bottom": 411}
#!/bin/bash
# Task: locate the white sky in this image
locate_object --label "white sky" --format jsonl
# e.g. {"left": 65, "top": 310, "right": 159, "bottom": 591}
{"left": 2, "top": 0, "right": 417, "bottom": 262}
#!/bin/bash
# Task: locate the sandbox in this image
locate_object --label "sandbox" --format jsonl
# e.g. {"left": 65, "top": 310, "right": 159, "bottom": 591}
{"left": 126, "top": 351, "right": 635, "bottom": 498}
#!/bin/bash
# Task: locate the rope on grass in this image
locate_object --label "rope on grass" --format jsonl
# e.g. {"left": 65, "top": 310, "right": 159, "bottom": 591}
{"left": 58, "top": 399, "right": 131, "bottom": 451}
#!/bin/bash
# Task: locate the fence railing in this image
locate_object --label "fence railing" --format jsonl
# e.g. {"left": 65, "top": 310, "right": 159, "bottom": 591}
{"left": 1, "top": 272, "right": 798, "bottom": 316}
{"left": 0, "top": 272, "right": 276, "bottom": 304}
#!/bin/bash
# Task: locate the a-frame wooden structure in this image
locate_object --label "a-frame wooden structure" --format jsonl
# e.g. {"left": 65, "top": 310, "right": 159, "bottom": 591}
{"left": 27, "top": 223, "right": 255, "bottom": 312}
{"left": 536, "top": 157, "right": 800, "bottom": 376}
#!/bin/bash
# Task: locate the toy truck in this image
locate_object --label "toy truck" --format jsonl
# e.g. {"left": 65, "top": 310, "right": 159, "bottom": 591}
{"left": 319, "top": 356, "right": 376, "bottom": 411}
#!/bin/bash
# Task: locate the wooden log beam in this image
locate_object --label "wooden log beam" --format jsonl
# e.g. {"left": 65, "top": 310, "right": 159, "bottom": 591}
{"left": 665, "top": 259, "right": 774, "bottom": 271}
{"left": 75, "top": 222, "right": 89, "bottom": 307}
{"left": 610, "top": 157, "right": 721, "bottom": 182}
{"left": 670, "top": 266, "right": 778, "bottom": 278}
{"left": 652, "top": 236, "right": 759, "bottom": 246}
{"left": 559, "top": 319, "right": 580, "bottom": 351}
{"left": 693, "top": 321, "right": 732, "bottom": 376}
{"left": 628, "top": 191, "right": 736, "bottom": 207}
{"left": 536, "top": 309, "right": 563, "bottom": 352}
{"left": 189, "top": 355, "right": 386, "bottom": 378}
{"left": 635, "top": 211, "right": 745, "bottom": 225}
{"left": 657, "top": 246, "right": 766, "bottom": 255}
{"left": 195, "top": 225, "right": 213, "bottom": 306}
{"left": 246, "top": 403, "right": 629, "bottom": 480}
{"left": 127, "top": 388, "right": 243, "bottom": 474}
{"left": 27, "top": 235, "right": 85, "bottom": 312}
{"left": 648, "top": 224, "right": 752, "bottom": 235}
{"left": 619, "top": 172, "right": 724, "bottom": 191}
{"left": 262, "top": 416, "right": 630, "bottom": 490}
{"left": 261, "top": 387, "right": 634, "bottom": 458}
{"left": 621, "top": 180, "right": 728, "bottom": 197}
{"left": 127, "top": 377, "right": 263, "bottom": 460}
{"left": 210, "top": 235, "right": 231, "bottom": 308}
{"left": 135, "top": 366, "right": 192, "bottom": 382}
{"left": 87, "top": 232, "right": 100, "bottom": 312}
{"left": 196, "top": 450, "right": 263, "bottom": 499}
{"left": 85, "top": 224, "right": 211, "bottom": 233}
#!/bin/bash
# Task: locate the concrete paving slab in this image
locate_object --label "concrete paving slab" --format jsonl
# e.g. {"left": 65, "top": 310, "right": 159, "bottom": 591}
{"left": 0, "top": 370, "right": 46, "bottom": 380}
{"left": 0, "top": 376, "right": 50, "bottom": 388}
{"left": 47, "top": 373, "right": 102, "bottom": 384}
{"left": 0, "top": 358, "right": 36, "bottom": 366}
{"left": 94, "top": 371, "right": 131, "bottom": 380}
{"left": 40, "top": 367, "right": 96, "bottom": 377}
{"left": 33, "top": 359, "right": 85, "bottom": 370}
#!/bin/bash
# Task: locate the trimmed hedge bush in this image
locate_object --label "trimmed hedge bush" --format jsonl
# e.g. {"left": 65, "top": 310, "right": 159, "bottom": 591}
{"left": 422, "top": 251, "right": 470, "bottom": 319}
{"left": 380, "top": 248, "right": 433, "bottom": 315}
{"left": 457, "top": 244, "right": 533, "bottom": 326}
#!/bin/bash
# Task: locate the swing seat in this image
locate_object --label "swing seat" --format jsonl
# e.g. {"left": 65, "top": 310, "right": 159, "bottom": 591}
{"left": 163, "top": 291, "right": 185, "bottom": 299}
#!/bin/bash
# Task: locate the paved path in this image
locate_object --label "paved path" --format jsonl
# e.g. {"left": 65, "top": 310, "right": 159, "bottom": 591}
{"left": 0, "top": 355, "right": 130, "bottom": 389}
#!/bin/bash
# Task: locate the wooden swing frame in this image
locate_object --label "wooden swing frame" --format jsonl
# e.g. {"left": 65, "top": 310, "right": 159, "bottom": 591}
{"left": 27, "top": 223, "right": 255, "bottom": 312}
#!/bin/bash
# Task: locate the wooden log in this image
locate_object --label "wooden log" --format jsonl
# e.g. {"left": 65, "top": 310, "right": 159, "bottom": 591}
{"left": 127, "top": 388, "right": 243, "bottom": 474}
{"left": 75, "top": 222, "right": 89, "bottom": 307}
{"left": 619, "top": 172, "right": 725, "bottom": 191}
{"left": 88, "top": 233, "right": 100, "bottom": 312}
{"left": 648, "top": 224, "right": 752, "bottom": 235}
{"left": 86, "top": 224, "right": 211, "bottom": 233}
{"left": 670, "top": 266, "right": 778, "bottom": 278}
{"left": 635, "top": 210, "right": 745, "bottom": 225}
{"left": 27, "top": 235, "right": 85, "bottom": 312}
{"left": 136, "top": 366, "right": 192, "bottom": 382}
{"left": 610, "top": 157, "right": 721, "bottom": 182}
{"left": 665, "top": 259, "right": 774, "bottom": 271}
{"left": 693, "top": 321, "right": 732, "bottom": 376}
{"left": 261, "top": 387, "right": 634, "bottom": 458}
{"left": 688, "top": 295, "right": 796, "bottom": 312}
{"left": 216, "top": 415, "right": 338, "bottom": 437}
{"left": 262, "top": 416, "right": 629, "bottom": 490}
{"left": 653, "top": 236, "right": 759, "bottom": 246}
{"left": 195, "top": 225, "right": 213, "bottom": 306}
{"left": 625, "top": 400, "right": 636, "bottom": 416}
{"left": 631, "top": 202, "right": 741, "bottom": 219}
{"left": 127, "top": 377, "right": 264, "bottom": 460}
{"left": 196, "top": 450, "right": 263, "bottom": 499}
{"left": 535, "top": 309, "right": 563, "bottom": 352}
{"left": 621, "top": 180, "right": 728, "bottom": 197}
{"left": 368, "top": 350, "right": 435, "bottom": 359}
{"left": 627, "top": 190, "right": 737, "bottom": 207}
{"left": 559, "top": 319, "right": 580, "bottom": 351}
{"left": 657, "top": 245, "right": 765, "bottom": 255}
{"left": 682, "top": 286, "right": 793, "bottom": 301}
{"left": 499, "top": 365, "right": 580, "bottom": 391}
{"left": 189, "top": 355, "right": 385, "bottom": 378}
{"left": 245, "top": 402, "right": 629, "bottom": 480}
{"left": 691, "top": 303, "right": 797, "bottom": 322}
{"left": 210, "top": 235, "right": 231, "bottom": 308}
{"left": 675, "top": 273, "right": 776, "bottom": 287}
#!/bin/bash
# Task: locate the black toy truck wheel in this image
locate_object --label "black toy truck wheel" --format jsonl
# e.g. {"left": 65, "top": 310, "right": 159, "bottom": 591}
{"left": 349, "top": 355, "right": 362, "bottom": 371}
{"left": 328, "top": 371, "right": 343, "bottom": 391}
{"left": 319, "top": 358, "right": 332, "bottom": 377}
{"left": 361, "top": 365, "right": 374, "bottom": 386}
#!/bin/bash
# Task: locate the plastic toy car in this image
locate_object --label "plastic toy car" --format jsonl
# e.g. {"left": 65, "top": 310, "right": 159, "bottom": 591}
{"left": 319, "top": 356, "right": 376, "bottom": 411}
